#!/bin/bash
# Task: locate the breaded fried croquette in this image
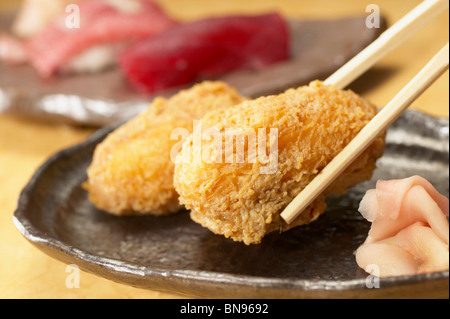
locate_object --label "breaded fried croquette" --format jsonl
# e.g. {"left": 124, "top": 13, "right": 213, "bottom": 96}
{"left": 84, "top": 81, "right": 247, "bottom": 216}
{"left": 173, "top": 80, "right": 385, "bottom": 244}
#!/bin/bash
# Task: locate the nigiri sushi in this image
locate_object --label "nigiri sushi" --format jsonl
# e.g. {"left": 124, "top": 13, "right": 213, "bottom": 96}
{"left": 119, "top": 13, "right": 290, "bottom": 93}
{"left": 11, "top": 0, "right": 75, "bottom": 39}
{"left": 4, "top": 0, "right": 178, "bottom": 76}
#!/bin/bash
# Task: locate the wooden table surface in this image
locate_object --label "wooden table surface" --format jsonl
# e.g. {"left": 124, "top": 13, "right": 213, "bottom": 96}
{"left": 0, "top": 0, "right": 448, "bottom": 299}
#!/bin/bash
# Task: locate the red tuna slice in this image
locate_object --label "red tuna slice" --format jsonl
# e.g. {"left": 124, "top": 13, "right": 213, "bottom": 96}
{"left": 119, "top": 13, "right": 290, "bottom": 93}
{"left": 25, "top": 0, "right": 178, "bottom": 77}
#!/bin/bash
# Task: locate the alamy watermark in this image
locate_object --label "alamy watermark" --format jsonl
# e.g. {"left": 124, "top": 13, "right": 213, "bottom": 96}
{"left": 366, "top": 4, "right": 381, "bottom": 28}
{"left": 365, "top": 264, "right": 381, "bottom": 289}
{"left": 65, "top": 264, "right": 80, "bottom": 288}
{"left": 170, "top": 120, "right": 279, "bottom": 174}
{"left": 65, "top": 4, "right": 80, "bottom": 29}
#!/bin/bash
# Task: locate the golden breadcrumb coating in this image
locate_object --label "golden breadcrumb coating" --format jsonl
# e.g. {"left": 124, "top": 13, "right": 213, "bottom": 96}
{"left": 174, "top": 80, "right": 385, "bottom": 244}
{"left": 84, "top": 81, "right": 247, "bottom": 215}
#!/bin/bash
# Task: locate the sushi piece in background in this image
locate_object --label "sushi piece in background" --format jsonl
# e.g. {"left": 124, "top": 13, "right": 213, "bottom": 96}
{"left": 1, "top": 0, "right": 178, "bottom": 76}
{"left": 119, "top": 13, "right": 290, "bottom": 93}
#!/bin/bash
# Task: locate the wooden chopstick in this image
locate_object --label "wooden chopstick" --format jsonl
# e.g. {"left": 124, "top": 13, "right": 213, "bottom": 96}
{"left": 281, "top": 42, "right": 449, "bottom": 225}
{"left": 325, "top": 0, "right": 449, "bottom": 89}
{"left": 279, "top": 0, "right": 449, "bottom": 224}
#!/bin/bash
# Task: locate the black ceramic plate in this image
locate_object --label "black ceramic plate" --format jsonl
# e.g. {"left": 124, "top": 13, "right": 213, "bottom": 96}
{"left": 13, "top": 110, "right": 449, "bottom": 298}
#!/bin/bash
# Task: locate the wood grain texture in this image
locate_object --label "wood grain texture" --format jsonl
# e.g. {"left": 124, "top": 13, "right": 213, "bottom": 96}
{"left": 0, "top": 0, "right": 448, "bottom": 299}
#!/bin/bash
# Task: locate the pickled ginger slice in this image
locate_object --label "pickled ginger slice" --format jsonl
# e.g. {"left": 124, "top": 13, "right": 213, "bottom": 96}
{"left": 356, "top": 176, "right": 449, "bottom": 277}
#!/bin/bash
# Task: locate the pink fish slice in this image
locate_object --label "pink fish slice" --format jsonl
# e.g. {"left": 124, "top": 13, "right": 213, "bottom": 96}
{"left": 25, "top": 0, "right": 178, "bottom": 77}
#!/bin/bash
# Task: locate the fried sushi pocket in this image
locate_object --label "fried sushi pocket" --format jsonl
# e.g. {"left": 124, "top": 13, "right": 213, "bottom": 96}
{"left": 84, "top": 81, "right": 247, "bottom": 215}
{"left": 174, "top": 80, "right": 386, "bottom": 244}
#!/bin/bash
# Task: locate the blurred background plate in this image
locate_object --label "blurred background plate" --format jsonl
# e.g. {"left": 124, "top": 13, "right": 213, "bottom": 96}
{"left": 13, "top": 109, "right": 449, "bottom": 298}
{"left": 0, "top": 13, "right": 385, "bottom": 126}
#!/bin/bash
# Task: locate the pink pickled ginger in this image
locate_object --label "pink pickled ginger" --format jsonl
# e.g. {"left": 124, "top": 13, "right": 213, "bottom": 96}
{"left": 356, "top": 175, "right": 449, "bottom": 277}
